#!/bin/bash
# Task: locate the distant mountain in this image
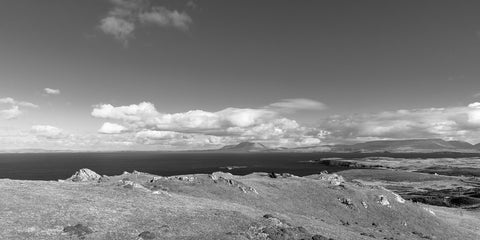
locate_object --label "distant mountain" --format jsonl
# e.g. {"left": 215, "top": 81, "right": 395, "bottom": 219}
{"left": 447, "top": 140, "right": 474, "bottom": 149}
{"left": 331, "top": 139, "right": 477, "bottom": 152}
{"left": 219, "top": 142, "right": 269, "bottom": 152}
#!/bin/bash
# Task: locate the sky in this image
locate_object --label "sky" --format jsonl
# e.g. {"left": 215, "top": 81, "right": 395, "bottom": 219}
{"left": 2, "top": 0, "right": 480, "bottom": 150}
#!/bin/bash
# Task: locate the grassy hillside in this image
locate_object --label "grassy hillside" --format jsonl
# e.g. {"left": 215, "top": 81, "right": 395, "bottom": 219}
{"left": 0, "top": 170, "right": 477, "bottom": 239}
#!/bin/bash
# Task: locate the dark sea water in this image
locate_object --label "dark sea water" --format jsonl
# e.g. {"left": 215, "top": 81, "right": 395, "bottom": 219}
{"left": 1, "top": 151, "right": 478, "bottom": 180}
{"left": 0, "top": 152, "right": 353, "bottom": 180}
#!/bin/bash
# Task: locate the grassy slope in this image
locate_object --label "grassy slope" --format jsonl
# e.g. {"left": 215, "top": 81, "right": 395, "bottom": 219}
{"left": 0, "top": 171, "right": 477, "bottom": 240}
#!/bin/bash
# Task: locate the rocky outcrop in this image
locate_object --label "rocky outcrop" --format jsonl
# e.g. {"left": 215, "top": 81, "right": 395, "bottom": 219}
{"left": 63, "top": 224, "right": 93, "bottom": 239}
{"left": 316, "top": 171, "right": 345, "bottom": 186}
{"left": 210, "top": 172, "right": 258, "bottom": 194}
{"left": 66, "top": 168, "right": 101, "bottom": 182}
{"left": 244, "top": 214, "right": 333, "bottom": 240}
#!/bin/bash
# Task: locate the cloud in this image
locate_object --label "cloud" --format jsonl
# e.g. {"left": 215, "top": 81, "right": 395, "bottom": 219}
{"left": 139, "top": 7, "right": 192, "bottom": 30}
{"left": 91, "top": 101, "right": 324, "bottom": 148}
{"left": 0, "top": 97, "right": 38, "bottom": 108}
{"left": 31, "top": 125, "right": 65, "bottom": 139}
{"left": 0, "top": 106, "right": 21, "bottom": 120}
{"left": 44, "top": 88, "right": 60, "bottom": 95}
{"left": 0, "top": 97, "right": 38, "bottom": 119}
{"left": 99, "top": 0, "right": 193, "bottom": 44}
{"left": 267, "top": 98, "right": 326, "bottom": 111}
{"left": 98, "top": 122, "right": 127, "bottom": 134}
{"left": 320, "top": 102, "right": 480, "bottom": 143}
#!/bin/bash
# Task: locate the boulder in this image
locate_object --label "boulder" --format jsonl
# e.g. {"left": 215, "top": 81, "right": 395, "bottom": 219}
{"left": 63, "top": 223, "right": 93, "bottom": 238}
{"left": 318, "top": 173, "right": 345, "bottom": 186}
{"left": 67, "top": 168, "right": 101, "bottom": 182}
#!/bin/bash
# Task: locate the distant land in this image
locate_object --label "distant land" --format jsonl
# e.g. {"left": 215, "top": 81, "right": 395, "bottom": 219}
{"left": 216, "top": 139, "right": 480, "bottom": 153}
{"left": 2, "top": 139, "right": 480, "bottom": 154}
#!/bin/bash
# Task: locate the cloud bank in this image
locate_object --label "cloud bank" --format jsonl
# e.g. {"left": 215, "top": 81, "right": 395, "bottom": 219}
{"left": 91, "top": 99, "right": 326, "bottom": 149}
{"left": 99, "top": 0, "right": 192, "bottom": 44}
{"left": 0, "top": 97, "right": 38, "bottom": 119}
{"left": 321, "top": 102, "right": 480, "bottom": 143}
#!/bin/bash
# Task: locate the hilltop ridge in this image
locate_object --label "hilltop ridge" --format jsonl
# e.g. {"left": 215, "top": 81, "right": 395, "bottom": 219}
{"left": 0, "top": 169, "right": 477, "bottom": 239}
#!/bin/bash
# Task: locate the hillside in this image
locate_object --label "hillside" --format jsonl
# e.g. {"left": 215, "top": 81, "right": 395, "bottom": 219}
{"left": 219, "top": 142, "right": 269, "bottom": 152}
{"left": 0, "top": 169, "right": 478, "bottom": 239}
{"left": 295, "top": 139, "right": 480, "bottom": 153}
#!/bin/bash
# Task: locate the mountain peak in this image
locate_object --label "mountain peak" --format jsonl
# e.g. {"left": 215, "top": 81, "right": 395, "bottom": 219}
{"left": 220, "top": 142, "right": 269, "bottom": 152}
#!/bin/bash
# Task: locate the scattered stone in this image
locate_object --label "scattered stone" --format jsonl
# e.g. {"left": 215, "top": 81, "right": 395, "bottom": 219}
{"left": 423, "top": 207, "right": 436, "bottom": 216}
{"left": 63, "top": 224, "right": 93, "bottom": 239}
{"left": 318, "top": 172, "right": 345, "bottom": 186}
{"left": 176, "top": 176, "right": 195, "bottom": 182}
{"left": 360, "top": 232, "right": 376, "bottom": 238}
{"left": 210, "top": 173, "right": 258, "bottom": 194}
{"left": 280, "top": 173, "right": 295, "bottom": 178}
{"left": 262, "top": 225, "right": 310, "bottom": 240}
{"left": 98, "top": 175, "right": 110, "bottom": 183}
{"left": 338, "top": 197, "right": 354, "bottom": 207}
{"left": 263, "top": 214, "right": 276, "bottom": 219}
{"left": 412, "top": 231, "right": 433, "bottom": 239}
{"left": 120, "top": 180, "right": 150, "bottom": 192}
{"left": 138, "top": 231, "right": 156, "bottom": 239}
{"left": 268, "top": 172, "right": 278, "bottom": 178}
{"left": 312, "top": 234, "right": 333, "bottom": 240}
{"left": 377, "top": 195, "right": 390, "bottom": 207}
{"left": 340, "top": 220, "right": 350, "bottom": 226}
{"left": 67, "top": 168, "right": 101, "bottom": 182}
{"left": 151, "top": 190, "right": 172, "bottom": 197}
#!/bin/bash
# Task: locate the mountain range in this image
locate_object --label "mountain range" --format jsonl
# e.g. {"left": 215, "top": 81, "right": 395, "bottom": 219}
{"left": 219, "top": 139, "right": 480, "bottom": 153}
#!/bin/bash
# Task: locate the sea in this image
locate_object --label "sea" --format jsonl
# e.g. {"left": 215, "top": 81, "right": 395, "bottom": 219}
{"left": 1, "top": 151, "right": 478, "bottom": 180}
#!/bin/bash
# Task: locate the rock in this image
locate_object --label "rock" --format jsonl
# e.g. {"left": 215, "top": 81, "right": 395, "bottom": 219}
{"left": 268, "top": 172, "right": 278, "bottom": 178}
{"left": 67, "top": 168, "right": 101, "bottom": 182}
{"left": 176, "top": 176, "right": 195, "bottom": 182}
{"left": 120, "top": 180, "right": 150, "bottom": 192}
{"left": 211, "top": 173, "right": 258, "bottom": 194}
{"left": 361, "top": 201, "right": 368, "bottom": 208}
{"left": 63, "top": 224, "right": 93, "bottom": 239}
{"left": 318, "top": 173, "right": 345, "bottom": 186}
{"left": 280, "top": 173, "right": 296, "bottom": 178}
{"left": 98, "top": 175, "right": 110, "bottom": 183}
{"left": 377, "top": 195, "right": 390, "bottom": 207}
{"left": 138, "top": 231, "right": 156, "bottom": 239}
{"left": 312, "top": 235, "right": 333, "bottom": 240}
{"left": 339, "top": 197, "right": 354, "bottom": 206}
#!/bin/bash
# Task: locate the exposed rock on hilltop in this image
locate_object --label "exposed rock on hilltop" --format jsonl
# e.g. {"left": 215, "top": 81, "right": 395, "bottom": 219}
{"left": 66, "top": 168, "right": 101, "bottom": 182}
{"left": 0, "top": 169, "right": 478, "bottom": 239}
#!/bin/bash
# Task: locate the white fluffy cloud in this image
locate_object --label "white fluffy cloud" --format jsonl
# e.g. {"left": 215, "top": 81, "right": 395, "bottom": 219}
{"left": 91, "top": 101, "right": 324, "bottom": 148}
{"left": 98, "top": 122, "right": 127, "bottom": 134}
{"left": 0, "top": 106, "right": 21, "bottom": 120}
{"left": 0, "top": 97, "right": 38, "bottom": 119}
{"left": 44, "top": 88, "right": 60, "bottom": 95}
{"left": 99, "top": 0, "right": 192, "bottom": 44}
{"left": 321, "top": 102, "right": 480, "bottom": 143}
{"left": 91, "top": 102, "right": 278, "bottom": 131}
{"left": 268, "top": 98, "right": 326, "bottom": 111}
{"left": 139, "top": 7, "right": 192, "bottom": 30}
{"left": 31, "top": 125, "right": 64, "bottom": 139}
